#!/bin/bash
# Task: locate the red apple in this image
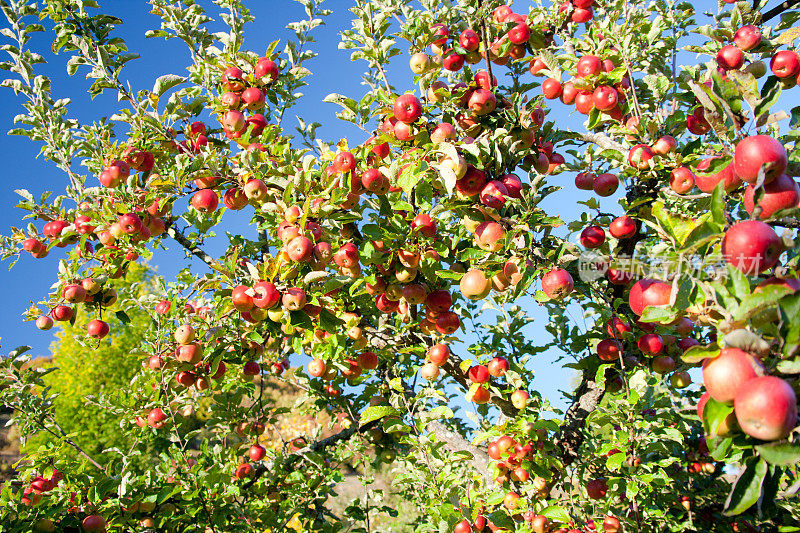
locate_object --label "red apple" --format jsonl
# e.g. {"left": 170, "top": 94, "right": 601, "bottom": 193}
{"left": 770, "top": 50, "right": 800, "bottom": 78}
{"left": 576, "top": 55, "right": 601, "bottom": 78}
{"left": 628, "top": 278, "right": 672, "bottom": 316}
{"left": 722, "top": 220, "right": 782, "bottom": 274}
{"left": 542, "top": 78, "right": 563, "bottom": 99}
{"left": 394, "top": 94, "right": 422, "bottom": 123}
{"left": 597, "top": 339, "right": 623, "bottom": 361}
{"left": 669, "top": 166, "right": 695, "bottom": 194}
{"left": 743, "top": 173, "right": 800, "bottom": 219}
{"left": 735, "top": 25, "right": 761, "bottom": 51}
{"left": 580, "top": 225, "right": 605, "bottom": 249}
{"left": 86, "top": 319, "right": 110, "bottom": 339}
{"left": 609, "top": 216, "right": 637, "bottom": 239}
{"left": 541, "top": 268, "right": 574, "bottom": 299}
{"left": 734, "top": 376, "right": 797, "bottom": 441}
{"left": 81, "top": 515, "right": 107, "bottom": 532}
{"left": 734, "top": 135, "right": 787, "bottom": 184}
{"left": 586, "top": 478, "right": 607, "bottom": 499}
{"left": 717, "top": 45, "right": 744, "bottom": 70}
{"left": 702, "top": 348, "right": 764, "bottom": 404}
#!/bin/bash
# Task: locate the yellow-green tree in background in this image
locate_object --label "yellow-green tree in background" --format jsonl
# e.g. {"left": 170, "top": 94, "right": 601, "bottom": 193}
{"left": 25, "top": 263, "right": 157, "bottom": 458}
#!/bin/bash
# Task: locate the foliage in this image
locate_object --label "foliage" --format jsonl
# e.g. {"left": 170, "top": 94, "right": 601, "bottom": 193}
{"left": 0, "top": 0, "right": 799, "bottom": 531}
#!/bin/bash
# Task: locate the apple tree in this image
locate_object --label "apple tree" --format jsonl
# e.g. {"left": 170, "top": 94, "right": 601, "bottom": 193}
{"left": 1, "top": 0, "right": 800, "bottom": 531}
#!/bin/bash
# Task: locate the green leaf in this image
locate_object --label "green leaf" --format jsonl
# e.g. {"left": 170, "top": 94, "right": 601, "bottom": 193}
{"left": 755, "top": 76, "right": 781, "bottom": 118}
{"left": 115, "top": 310, "right": 131, "bottom": 325}
{"left": 638, "top": 305, "right": 679, "bottom": 324}
{"left": 359, "top": 405, "right": 399, "bottom": 425}
{"left": 723, "top": 457, "right": 768, "bottom": 516}
{"left": 318, "top": 308, "right": 343, "bottom": 332}
{"left": 736, "top": 284, "right": 794, "bottom": 321}
{"left": 702, "top": 396, "right": 734, "bottom": 438}
{"left": 681, "top": 343, "right": 719, "bottom": 364}
{"left": 755, "top": 442, "right": 800, "bottom": 466}
{"left": 539, "top": 505, "right": 571, "bottom": 524}
{"left": 605, "top": 451, "right": 626, "bottom": 471}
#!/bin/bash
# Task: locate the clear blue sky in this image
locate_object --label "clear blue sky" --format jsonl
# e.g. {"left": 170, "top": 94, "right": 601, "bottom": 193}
{"left": 0, "top": 0, "right": 723, "bottom": 413}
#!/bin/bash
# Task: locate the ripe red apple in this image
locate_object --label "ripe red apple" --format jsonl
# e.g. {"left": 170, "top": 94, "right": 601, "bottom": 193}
{"left": 580, "top": 225, "right": 605, "bottom": 249}
{"left": 743, "top": 173, "right": 800, "bottom": 219}
{"left": 81, "top": 515, "right": 107, "bottom": 532}
{"left": 721, "top": 220, "right": 782, "bottom": 274}
{"left": 574, "top": 90, "right": 595, "bottom": 114}
{"left": 606, "top": 317, "right": 631, "bottom": 337}
{"left": 235, "top": 463, "right": 255, "bottom": 479}
{"left": 454, "top": 519, "right": 473, "bottom": 533}
{"left": 734, "top": 376, "right": 797, "bottom": 441}
{"left": 282, "top": 287, "right": 307, "bottom": 311}
{"left": 575, "top": 172, "right": 595, "bottom": 190}
{"left": 609, "top": 216, "right": 637, "bottom": 239}
{"left": 541, "top": 268, "right": 574, "bottom": 299}
{"left": 52, "top": 305, "right": 73, "bottom": 322}
{"left": 487, "top": 356, "right": 509, "bottom": 377}
{"left": 500, "top": 174, "right": 522, "bottom": 198}
{"left": 702, "top": 348, "right": 764, "bottom": 404}
{"left": 592, "top": 85, "right": 618, "bottom": 111}
{"left": 597, "top": 339, "right": 623, "bottom": 361}
{"left": 652, "top": 135, "right": 677, "bottom": 155}
{"left": 542, "top": 78, "right": 562, "bottom": 99}
{"left": 460, "top": 269, "right": 491, "bottom": 300}
{"left": 474, "top": 221, "right": 505, "bottom": 252}
{"left": 669, "top": 166, "right": 695, "bottom": 194}
{"left": 430, "top": 122, "right": 457, "bottom": 144}
{"left": 308, "top": 359, "right": 326, "bottom": 377}
{"left": 459, "top": 29, "right": 480, "bottom": 51}
{"left": 717, "top": 45, "right": 744, "bottom": 70}
{"left": 255, "top": 58, "right": 279, "bottom": 83}
{"left": 411, "top": 214, "right": 437, "bottom": 237}
{"left": 248, "top": 444, "right": 266, "bottom": 462}
{"left": 734, "top": 135, "right": 787, "bottom": 184}
{"left": 479, "top": 180, "right": 508, "bottom": 209}
{"left": 191, "top": 188, "right": 219, "bottom": 214}
{"left": 628, "top": 144, "right": 655, "bottom": 169}
{"left": 231, "top": 285, "right": 254, "bottom": 313}
{"left": 586, "top": 478, "right": 608, "bottom": 499}
{"left": 86, "top": 319, "right": 110, "bottom": 339}
{"left": 651, "top": 355, "right": 675, "bottom": 373}
{"left": 628, "top": 278, "right": 672, "bottom": 316}
{"left": 427, "top": 344, "right": 450, "bottom": 365}
{"left": 394, "top": 94, "right": 422, "bottom": 123}
{"left": 637, "top": 333, "right": 664, "bottom": 355}
{"left": 468, "top": 88, "right": 497, "bottom": 115}
{"left": 286, "top": 236, "right": 313, "bottom": 262}
{"left": 435, "top": 311, "right": 460, "bottom": 334}
{"left": 593, "top": 173, "right": 618, "bottom": 196}
{"left": 734, "top": 25, "right": 761, "bottom": 51}
{"left": 36, "top": 316, "right": 53, "bottom": 330}
{"left": 457, "top": 166, "right": 487, "bottom": 197}
{"left": 426, "top": 290, "right": 452, "bottom": 313}
{"left": 576, "top": 55, "right": 601, "bottom": 77}
{"left": 770, "top": 50, "right": 800, "bottom": 78}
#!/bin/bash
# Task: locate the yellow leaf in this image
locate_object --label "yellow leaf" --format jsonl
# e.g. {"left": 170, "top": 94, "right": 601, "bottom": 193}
{"left": 775, "top": 27, "right": 800, "bottom": 45}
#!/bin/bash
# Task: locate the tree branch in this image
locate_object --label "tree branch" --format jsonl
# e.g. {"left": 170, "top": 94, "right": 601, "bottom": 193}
{"left": 573, "top": 131, "right": 627, "bottom": 152}
{"left": 165, "top": 221, "right": 219, "bottom": 270}
{"left": 761, "top": 0, "right": 800, "bottom": 22}
{"left": 552, "top": 371, "right": 604, "bottom": 465}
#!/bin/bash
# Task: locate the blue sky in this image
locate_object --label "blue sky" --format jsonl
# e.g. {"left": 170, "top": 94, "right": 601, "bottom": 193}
{"left": 0, "top": 0, "right": 723, "bottom": 414}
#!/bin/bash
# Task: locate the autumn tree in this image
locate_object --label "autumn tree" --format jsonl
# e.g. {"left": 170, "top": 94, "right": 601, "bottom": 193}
{"left": 1, "top": 0, "right": 800, "bottom": 532}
